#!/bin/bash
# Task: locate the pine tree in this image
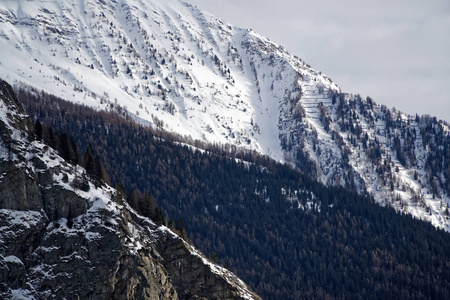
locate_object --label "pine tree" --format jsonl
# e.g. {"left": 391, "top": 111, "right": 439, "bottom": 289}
{"left": 69, "top": 136, "right": 79, "bottom": 165}
{"left": 127, "top": 189, "right": 160, "bottom": 221}
{"left": 34, "top": 119, "right": 43, "bottom": 141}
{"left": 83, "top": 145, "right": 95, "bottom": 178}
{"left": 154, "top": 208, "right": 165, "bottom": 226}
{"left": 60, "top": 132, "right": 79, "bottom": 165}
{"left": 46, "top": 126, "right": 60, "bottom": 150}
{"left": 127, "top": 189, "right": 142, "bottom": 210}
{"left": 94, "top": 155, "right": 104, "bottom": 186}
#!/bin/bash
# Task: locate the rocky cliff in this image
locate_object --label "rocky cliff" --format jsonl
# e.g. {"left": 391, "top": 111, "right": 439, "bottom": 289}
{"left": 0, "top": 78, "right": 259, "bottom": 299}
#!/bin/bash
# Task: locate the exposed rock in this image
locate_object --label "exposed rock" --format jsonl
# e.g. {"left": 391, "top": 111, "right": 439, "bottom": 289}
{"left": 154, "top": 228, "right": 259, "bottom": 300}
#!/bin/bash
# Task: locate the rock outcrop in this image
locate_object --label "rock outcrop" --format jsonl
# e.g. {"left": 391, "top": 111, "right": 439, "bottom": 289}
{"left": 0, "top": 78, "right": 260, "bottom": 300}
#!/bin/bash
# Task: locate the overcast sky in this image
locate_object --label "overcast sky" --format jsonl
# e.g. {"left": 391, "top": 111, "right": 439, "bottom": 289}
{"left": 185, "top": 0, "right": 450, "bottom": 122}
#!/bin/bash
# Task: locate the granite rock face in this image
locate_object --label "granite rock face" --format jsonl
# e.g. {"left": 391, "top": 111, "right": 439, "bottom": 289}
{"left": 0, "top": 79, "right": 260, "bottom": 300}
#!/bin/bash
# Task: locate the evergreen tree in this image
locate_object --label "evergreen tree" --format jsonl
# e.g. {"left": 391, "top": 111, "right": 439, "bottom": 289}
{"left": 83, "top": 145, "right": 95, "bottom": 178}
{"left": 59, "top": 132, "right": 79, "bottom": 165}
{"left": 127, "top": 189, "right": 158, "bottom": 220}
{"left": 94, "top": 155, "right": 104, "bottom": 186}
{"left": 34, "top": 119, "right": 43, "bottom": 141}
{"left": 127, "top": 189, "right": 142, "bottom": 210}
{"left": 154, "top": 208, "right": 165, "bottom": 226}
{"left": 46, "top": 126, "right": 60, "bottom": 150}
{"left": 68, "top": 136, "right": 79, "bottom": 165}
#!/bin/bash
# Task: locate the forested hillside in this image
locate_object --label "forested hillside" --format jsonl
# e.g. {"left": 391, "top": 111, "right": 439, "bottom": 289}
{"left": 20, "top": 88, "right": 450, "bottom": 300}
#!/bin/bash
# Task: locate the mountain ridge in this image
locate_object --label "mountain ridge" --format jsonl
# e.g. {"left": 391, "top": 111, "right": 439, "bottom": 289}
{"left": 0, "top": 0, "right": 449, "bottom": 230}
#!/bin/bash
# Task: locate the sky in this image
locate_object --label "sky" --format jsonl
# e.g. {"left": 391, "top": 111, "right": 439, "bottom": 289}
{"left": 185, "top": 0, "right": 450, "bottom": 122}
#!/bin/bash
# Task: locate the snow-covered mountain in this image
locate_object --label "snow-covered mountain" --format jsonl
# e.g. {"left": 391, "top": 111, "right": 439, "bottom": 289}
{"left": 0, "top": 0, "right": 449, "bottom": 230}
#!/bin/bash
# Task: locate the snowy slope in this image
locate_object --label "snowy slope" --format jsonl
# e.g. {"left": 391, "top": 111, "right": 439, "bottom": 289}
{"left": 0, "top": 0, "right": 449, "bottom": 231}
{"left": 0, "top": 0, "right": 339, "bottom": 161}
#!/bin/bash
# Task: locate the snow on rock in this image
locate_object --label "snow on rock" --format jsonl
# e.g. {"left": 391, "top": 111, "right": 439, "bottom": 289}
{"left": 0, "top": 79, "right": 260, "bottom": 299}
